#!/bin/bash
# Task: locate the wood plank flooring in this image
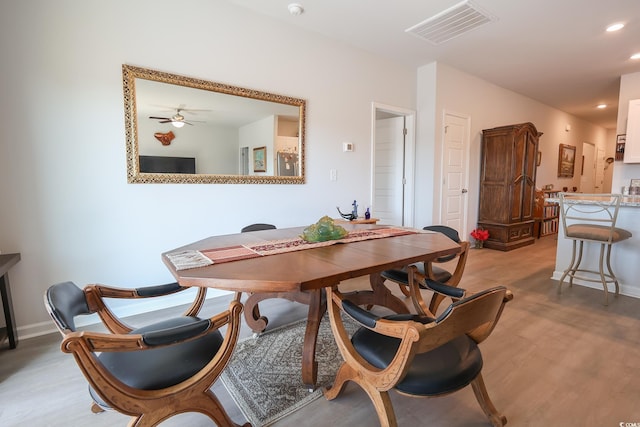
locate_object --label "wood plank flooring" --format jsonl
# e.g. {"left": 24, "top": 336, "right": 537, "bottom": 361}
{"left": 2, "top": 235, "right": 639, "bottom": 426}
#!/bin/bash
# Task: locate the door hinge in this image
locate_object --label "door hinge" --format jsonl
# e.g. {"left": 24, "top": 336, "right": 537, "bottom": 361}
{"left": 403, "top": 128, "right": 408, "bottom": 136}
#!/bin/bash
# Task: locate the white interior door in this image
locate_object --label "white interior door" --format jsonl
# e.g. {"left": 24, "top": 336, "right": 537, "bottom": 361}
{"left": 581, "top": 142, "right": 595, "bottom": 192}
{"left": 374, "top": 117, "right": 405, "bottom": 226}
{"left": 440, "top": 113, "right": 470, "bottom": 235}
{"left": 594, "top": 147, "right": 605, "bottom": 193}
{"left": 371, "top": 104, "right": 415, "bottom": 227}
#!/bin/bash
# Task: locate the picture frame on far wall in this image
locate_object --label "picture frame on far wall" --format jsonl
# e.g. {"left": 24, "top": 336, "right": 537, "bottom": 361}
{"left": 630, "top": 179, "right": 640, "bottom": 196}
{"left": 253, "top": 146, "right": 266, "bottom": 172}
{"left": 616, "top": 134, "right": 626, "bottom": 161}
{"left": 558, "top": 144, "right": 576, "bottom": 178}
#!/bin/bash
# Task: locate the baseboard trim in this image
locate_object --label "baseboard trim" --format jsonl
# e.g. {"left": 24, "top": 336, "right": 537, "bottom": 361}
{"left": 551, "top": 270, "right": 640, "bottom": 299}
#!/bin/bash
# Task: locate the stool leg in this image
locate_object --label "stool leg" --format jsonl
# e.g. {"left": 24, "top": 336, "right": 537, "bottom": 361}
{"left": 570, "top": 241, "right": 585, "bottom": 288}
{"left": 604, "top": 243, "right": 620, "bottom": 298}
{"left": 598, "top": 243, "right": 609, "bottom": 305}
{"left": 559, "top": 240, "right": 578, "bottom": 293}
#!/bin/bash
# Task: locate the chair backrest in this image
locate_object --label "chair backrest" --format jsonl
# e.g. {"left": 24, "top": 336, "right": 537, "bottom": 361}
{"left": 423, "top": 225, "right": 461, "bottom": 262}
{"left": 559, "top": 193, "right": 622, "bottom": 242}
{"left": 241, "top": 223, "right": 276, "bottom": 233}
{"left": 417, "top": 286, "right": 510, "bottom": 353}
{"left": 45, "top": 281, "right": 92, "bottom": 332}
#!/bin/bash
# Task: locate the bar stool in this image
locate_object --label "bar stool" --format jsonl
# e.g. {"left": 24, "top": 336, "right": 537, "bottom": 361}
{"left": 558, "top": 193, "right": 632, "bottom": 305}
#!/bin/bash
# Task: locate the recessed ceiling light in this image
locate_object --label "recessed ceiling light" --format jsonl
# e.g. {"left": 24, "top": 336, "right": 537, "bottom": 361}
{"left": 606, "top": 23, "right": 624, "bottom": 32}
{"left": 597, "top": 104, "right": 607, "bottom": 109}
{"left": 631, "top": 53, "right": 640, "bottom": 60}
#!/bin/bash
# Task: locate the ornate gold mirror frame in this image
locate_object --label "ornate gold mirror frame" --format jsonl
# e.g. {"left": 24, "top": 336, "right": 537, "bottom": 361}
{"left": 123, "top": 65, "right": 305, "bottom": 184}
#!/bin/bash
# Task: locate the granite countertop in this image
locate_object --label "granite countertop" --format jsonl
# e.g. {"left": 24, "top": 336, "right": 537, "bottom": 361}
{"left": 545, "top": 196, "right": 640, "bottom": 207}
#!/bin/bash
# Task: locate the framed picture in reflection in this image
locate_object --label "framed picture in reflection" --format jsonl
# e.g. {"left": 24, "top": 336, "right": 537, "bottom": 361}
{"left": 253, "top": 146, "right": 266, "bottom": 173}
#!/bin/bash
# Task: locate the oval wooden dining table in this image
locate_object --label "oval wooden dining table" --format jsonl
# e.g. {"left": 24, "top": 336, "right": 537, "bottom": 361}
{"left": 162, "top": 224, "right": 460, "bottom": 388}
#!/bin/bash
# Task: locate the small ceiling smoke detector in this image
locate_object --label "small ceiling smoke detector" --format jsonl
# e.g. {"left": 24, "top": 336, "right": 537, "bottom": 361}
{"left": 288, "top": 3, "right": 304, "bottom": 16}
{"left": 406, "top": 0, "right": 496, "bottom": 45}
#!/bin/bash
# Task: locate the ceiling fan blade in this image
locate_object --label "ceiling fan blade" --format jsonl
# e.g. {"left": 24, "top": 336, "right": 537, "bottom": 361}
{"left": 149, "top": 116, "right": 171, "bottom": 120}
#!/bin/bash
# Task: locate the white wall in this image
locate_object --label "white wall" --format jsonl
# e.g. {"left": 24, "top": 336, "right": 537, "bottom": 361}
{"left": 416, "top": 63, "right": 610, "bottom": 236}
{"left": 0, "top": 0, "right": 416, "bottom": 336}
{"left": 612, "top": 71, "right": 640, "bottom": 192}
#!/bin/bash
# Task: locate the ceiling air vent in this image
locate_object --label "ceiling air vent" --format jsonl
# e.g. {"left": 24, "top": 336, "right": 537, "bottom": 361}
{"left": 406, "top": 0, "right": 496, "bottom": 45}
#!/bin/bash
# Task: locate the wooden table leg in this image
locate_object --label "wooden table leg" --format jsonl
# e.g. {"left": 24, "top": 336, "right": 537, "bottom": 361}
{"left": 341, "top": 272, "right": 409, "bottom": 314}
{"left": 0, "top": 273, "right": 18, "bottom": 349}
{"left": 243, "top": 292, "right": 270, "bottom": 333}
{"left": 301, "top": 289, "right": 327, "bottom": 388}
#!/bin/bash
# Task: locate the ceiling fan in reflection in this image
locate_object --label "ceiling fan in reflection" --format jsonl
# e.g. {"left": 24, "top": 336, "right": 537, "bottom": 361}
{"left": 149, "top": 107, "right": 207, "bottom": 128}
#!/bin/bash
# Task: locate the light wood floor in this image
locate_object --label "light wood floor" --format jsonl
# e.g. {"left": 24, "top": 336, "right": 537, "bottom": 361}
{"left": 2, "top": 235, "right": 640, "bottom": 426}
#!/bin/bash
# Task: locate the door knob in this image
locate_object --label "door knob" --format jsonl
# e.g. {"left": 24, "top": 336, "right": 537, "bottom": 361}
{"left": 461, "top": 189, "right": 468, "bottom": 193}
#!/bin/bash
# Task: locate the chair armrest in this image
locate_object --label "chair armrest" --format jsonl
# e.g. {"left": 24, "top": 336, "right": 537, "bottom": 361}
{"left": 342, "top": 300, "right": 379, "bottom": 328}
{"left": 84, "top": 283, "right": 206, "bottom": 334}
{"left": 136, "top": 282, "right": 185, "bottom": 297}
{"left": 325, "top": 286, "right": 426, "bottom": 393}
{"left": 423, "top": 279, "right": 465, "bottom": 299}
{"left": 91, "top": 282, "right": 186, "bottom": 298}
{"left": 62, "top": 294, "right": 244, "bottom": 353}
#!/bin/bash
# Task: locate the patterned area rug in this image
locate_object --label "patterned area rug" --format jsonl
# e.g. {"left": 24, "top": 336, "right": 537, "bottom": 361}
{"left": 220, "top": 314, "right": 358, "bottom": 426}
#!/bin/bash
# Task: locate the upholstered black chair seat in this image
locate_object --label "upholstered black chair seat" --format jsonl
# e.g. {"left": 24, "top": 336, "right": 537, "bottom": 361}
{"left": 352, "top": 315, "right": 482, "bottom": 396}
{"left": 97, "top": 317, "right": 224, "bottom": 390}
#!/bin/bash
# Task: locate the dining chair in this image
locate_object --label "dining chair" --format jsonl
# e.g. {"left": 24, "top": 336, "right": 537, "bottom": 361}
{"left": 558, "top": 193, "right": 632, "bottom": 304}
{"left": 44, "top": 281, "right": 249, "bottom": 427}
{"left": 324, "top": 266, "right": 513, "bottom": 427}
{"left": 381, "top": 225, "right": 470, "bottom": 313}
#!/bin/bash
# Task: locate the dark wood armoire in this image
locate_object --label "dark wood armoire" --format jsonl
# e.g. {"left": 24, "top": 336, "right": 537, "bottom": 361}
{"left": 478, "top": 122, "right": 542, "bottom": 251}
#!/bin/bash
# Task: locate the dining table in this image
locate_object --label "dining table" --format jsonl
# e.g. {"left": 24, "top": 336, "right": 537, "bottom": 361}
{"left": 161, "top": 223, "right": 460, "bottom": 388}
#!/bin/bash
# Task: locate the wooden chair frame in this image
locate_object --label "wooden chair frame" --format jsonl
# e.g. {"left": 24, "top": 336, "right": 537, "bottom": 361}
{"left": 324, "top": 267, "right": 513, "bottom": 427}
{"left": 45, "top": 282, "right": 249, "bottom": 427}
{"left": 384, "top": 226, "right": 470, "bottom": 313}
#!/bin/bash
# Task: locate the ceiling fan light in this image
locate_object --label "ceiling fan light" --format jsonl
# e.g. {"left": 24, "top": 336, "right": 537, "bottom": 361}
{"left": 172, "top": 121, "right": 185, "bottom": 128}
{"left": 631, "top": 53, "right": 640, "bottom": 60}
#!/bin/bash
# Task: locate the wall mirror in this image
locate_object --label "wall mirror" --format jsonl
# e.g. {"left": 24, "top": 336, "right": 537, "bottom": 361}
{"left": 123, "top": 65, "right": 305, "bottom": 184}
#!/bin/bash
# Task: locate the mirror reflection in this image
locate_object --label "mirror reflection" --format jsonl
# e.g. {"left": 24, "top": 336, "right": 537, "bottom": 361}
{"left": 123, "top": 65, "right": 305, "bottom": 184}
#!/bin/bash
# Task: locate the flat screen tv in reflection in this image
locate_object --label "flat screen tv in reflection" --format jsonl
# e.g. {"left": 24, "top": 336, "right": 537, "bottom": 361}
{"left": 139, "top": 156, "right": 196, "bottom": 174}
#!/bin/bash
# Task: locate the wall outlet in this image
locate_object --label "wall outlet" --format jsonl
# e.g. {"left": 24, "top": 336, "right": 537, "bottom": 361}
{"left": 343, "top": 142, "right": 354, "bottom": 152}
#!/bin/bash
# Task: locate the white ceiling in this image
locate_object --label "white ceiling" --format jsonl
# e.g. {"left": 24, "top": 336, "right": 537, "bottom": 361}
{"left": 226, "top": 0, "right": 640, "bottom": 129}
